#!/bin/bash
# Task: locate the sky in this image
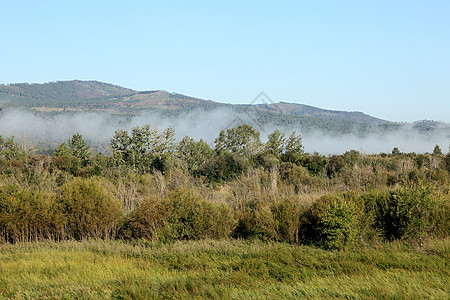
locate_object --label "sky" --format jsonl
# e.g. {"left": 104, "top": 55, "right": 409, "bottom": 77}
{"left": 1, "top": 0, "right": 449, "bottom": 122}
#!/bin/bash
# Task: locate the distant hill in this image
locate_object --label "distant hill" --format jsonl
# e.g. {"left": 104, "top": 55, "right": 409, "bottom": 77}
{"left": 0, "top": 80, "right": 135, "bottom": 104}
{"left": 0, "top": 80, "right": 224, "bottom": 114}
{"left": 252, "top": 102, "right": 385, "bottom": 124}
{"left": 1, "top": 80, "right": 448, "bottom": 136}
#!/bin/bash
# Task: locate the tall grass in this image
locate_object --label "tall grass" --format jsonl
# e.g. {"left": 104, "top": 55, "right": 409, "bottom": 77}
{"left": 0, "top": 238, "right": 448, "bottom": 299}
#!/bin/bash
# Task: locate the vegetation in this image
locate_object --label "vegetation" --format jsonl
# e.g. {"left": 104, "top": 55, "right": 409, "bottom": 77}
{"left": 0, "top": 239, "right": 448, "bottom": 299}
{"left": 0, "top": 124, "right": 448, "bottom": 246}
{"left": 0, "top": 123, "right": 448, "bottom": 297}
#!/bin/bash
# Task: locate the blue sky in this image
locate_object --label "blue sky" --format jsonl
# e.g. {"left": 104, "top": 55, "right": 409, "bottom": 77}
{"left": 1, "top": 0, "right": 449, "bottom": 122}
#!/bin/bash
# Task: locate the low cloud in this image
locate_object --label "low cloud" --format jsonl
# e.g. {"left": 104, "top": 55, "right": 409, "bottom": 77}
{"left": 0, "top": 109, "right": 448, "bottom": 155}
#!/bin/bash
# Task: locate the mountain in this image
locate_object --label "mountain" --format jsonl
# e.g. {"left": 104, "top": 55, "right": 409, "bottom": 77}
{"left": 0, "top": 80, "right": 135, "bottom": 104}
{"left": 0, "top": 80, "right": 381, "bottom": 119}
{"left": 1, "top": 80, "right": 447, "bottom": 136}
{"left": 252, "top": 102, "right": 385, "bottom": 124}
{"left": 0, "top": 80, "right": 224, "bottom": 114}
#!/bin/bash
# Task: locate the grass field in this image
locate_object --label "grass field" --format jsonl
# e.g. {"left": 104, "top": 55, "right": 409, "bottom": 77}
{"left": 0, "top": 239, "right": 448, "bottom": 299}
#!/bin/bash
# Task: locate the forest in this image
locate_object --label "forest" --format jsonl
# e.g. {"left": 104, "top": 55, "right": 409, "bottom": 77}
{"left": 0, "top": 124, "right": 448, "bottom": 248}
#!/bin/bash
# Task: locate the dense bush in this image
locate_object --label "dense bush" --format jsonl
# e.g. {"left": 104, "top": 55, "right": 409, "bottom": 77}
{"left": 0, "top": 185, "right": 63, "bottom": 242}
{"left": 59, "top": 177, "right": 123, "bottom": 239}
{"left": 233, "top": 197, "right": 305, "bottom": 243}
{"left": 197, "top": 153, "right": 249, "bottom": 184}
{"left": 121, "top": 189, "right": 236, "bottom": 242}
{"left": 374, "top": 183, "right": 439, "bottom": 240}
{"left": 300, "top": 194, "right": 360, "bottom": 249}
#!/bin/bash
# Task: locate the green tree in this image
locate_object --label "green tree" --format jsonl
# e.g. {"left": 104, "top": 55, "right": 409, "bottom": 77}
{"left": 110, "top": 129, "right": 131, "bottom": 165}
{"left": 432, "top": 145, "right": 442, "bottom": 156}
{"left": 445, "top": 146, "right": 450, "bottom": 172}
{"left": 215, "top": 124, "right": 262, "bottom": 157}
{"left": 176, "top": 136, "right": 214, "bottom": 173}
{"left": 0, "top": 135, "right": 25, "bottom": 160}
{"left": 111, "top": 124, "right": 176, "bottom": 172}
{"left": 265, "top": 129, "right": 286, "bottom": 156}
{"left": 285, "top": 131, "right": 304, "bottom": 155}
{"left": 392, "top": 147, "right": 401, "bottom": 156}
{"left": 68, "top": 133, "right": 91, "bottom": 166}
{"left": 53, "top": 142, "right": 72, "bottom": 158}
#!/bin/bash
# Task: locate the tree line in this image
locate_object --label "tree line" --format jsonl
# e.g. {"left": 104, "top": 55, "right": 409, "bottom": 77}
{"left": 0, "top": 124, "right": 449, "bottom": 249}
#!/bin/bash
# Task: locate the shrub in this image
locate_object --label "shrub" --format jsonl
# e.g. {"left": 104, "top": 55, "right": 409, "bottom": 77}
{"left": 119, "top": 197, "right": 162, "bottom": 240}
{"left": 375, "top": 183, "right": 437, "bottom": 240}
{"left": 271, "top": 197, "right": 304, "bottom": 242}
{"left": 300, "top": 194, "right": 359, "bottom": 250}
{"left": 197, "top": 153, "right": 249, "bottom": 184}
{"left": 0, "top": 185, "right": 63, "bottom": 243}
{"left": 430, "top": 190, "right": 450, "bottom": 238}
{"left": 299, "top": 154, "right": 327, "bottom": 176}
{"left": 326, "top": 155, "right": 345, "bottom": 178}
{"left": 120, "top": 189, "right": 236, "bottom": 242}
{"left": 59, "top": 177, "right": 123, "bottom": 239}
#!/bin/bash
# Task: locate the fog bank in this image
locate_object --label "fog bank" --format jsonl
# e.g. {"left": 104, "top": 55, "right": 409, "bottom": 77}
{"left": 0, "top": 109, "right": 448, "bottom": 155}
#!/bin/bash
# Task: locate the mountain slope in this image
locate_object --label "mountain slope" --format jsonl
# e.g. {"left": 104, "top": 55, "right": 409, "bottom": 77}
{"left": 0, "top": 80, "right": 386, "bottom": 123}
{"left": 1, "top": 80, "right": 448, "bottom": 138}
{"left": 0, "top": 80, "right": 135, "bottom": 105}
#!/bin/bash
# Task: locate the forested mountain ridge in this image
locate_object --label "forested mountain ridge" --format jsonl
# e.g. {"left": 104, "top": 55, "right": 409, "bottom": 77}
{"left": 0, "top": 80, "right": 223, "bottom": 111}
{"left": 0, "top": 80, "right": 382, "bottom": 121}
{"left": 0, "top": 80, "right": 135, "bottom": 104}
{"left": 1, "top": 80, "right": 448, "bottom": 136}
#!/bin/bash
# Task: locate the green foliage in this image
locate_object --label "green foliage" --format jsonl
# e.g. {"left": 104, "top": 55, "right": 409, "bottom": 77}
{"left": 445, "top": 151, "right": 450, "bottom": 172}
{"left": 432, "top": 144, "right": 442, "bottom": 155}
{"left": 197, "top": 153, "right": 249, "bottom": 184}
{"left": 110, "top": 129, "right": 131, "bottom": 165}
{"left": 280, "top": 131, "right": 305, "bottom": 163}
{"left": 253, "top": 152, "right": 279, "bottom": 169}
{"left": 176, "top": 136, "right": 214, "bottom": 173}
{"left": 343, "top": 150, "right": 360, "bottom": 167}
{"left": 301, "top": 194, "right": 359, "bottom": 249}
{"left": 265, "top": 129, "right": 286, "bottom": 155}
{"left": 0, "top": 135, "right": 25, "bottom": 160}
{"left": 59, "top": 177, "right": 123, "bottom": 239}
{"left": 52, "top": 133, "right": 92, "bottom": 173}
{"left": 121, "top": 189, "right": 236, "bottom": 242}
{"left": 285, "top": 131, "right": 304, "bottom": 156}
{"left": 53, "top": 142, "right": 72, "bottom": 158}
{"left": 300, "top": 153, "right": 327, "bottom": 176}
{"left": 0, "top": 127, "right": 449, "bottom": 248}
{"left": 68, "top": 133, "right": 91, "bottom": 166}
{"left": 326, "top": 155, "right": 345, "bottom": 178}
{"left": 374, "top": 183, "right": 438, "bottom": 240}
{"left": 234, "top": 197, "right": 304, "bottom": 243}
{"left": 110, "top": 124, "right": 175, "bottom": 172}
{"left": 392, "top": 147, "right": 401, "bottom": 156}
{"left": 0, "top": 185, "right": 63, "bottom": 242}
{"left": 215, "top": 124, "right": 262, "bottom": 157}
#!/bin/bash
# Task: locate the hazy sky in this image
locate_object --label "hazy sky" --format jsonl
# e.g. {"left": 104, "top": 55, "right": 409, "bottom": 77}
{"left": 1, "top": 1, "right": 449, "bottom": 122}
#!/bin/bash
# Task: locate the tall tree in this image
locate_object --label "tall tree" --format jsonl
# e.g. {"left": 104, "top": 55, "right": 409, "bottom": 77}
{"left": 176, "top": 136, "right": 214, "bottom": 172}
{"left": 215, "top": 124, "right": 262, "bottom": 157}
{"left": 433, "top": 145, "right": 443, "bottom": 156}
{"left": 265, "top": 129, "right": 286, "bottom": 155}
{"left": 68, "top": 133, "right": 91, "bottom": 166}
{"left": 285, "top": 131, "right": 304, "bottom": 156}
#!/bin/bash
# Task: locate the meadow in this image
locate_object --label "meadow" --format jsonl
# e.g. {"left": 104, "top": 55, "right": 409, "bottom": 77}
{"left": 0, "top": 238, "right": 448, "bottom": 299}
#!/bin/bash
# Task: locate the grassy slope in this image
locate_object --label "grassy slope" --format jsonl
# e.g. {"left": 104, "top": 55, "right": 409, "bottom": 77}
{"left": 0, "top": 239, "right": 448, "bottom": 299}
